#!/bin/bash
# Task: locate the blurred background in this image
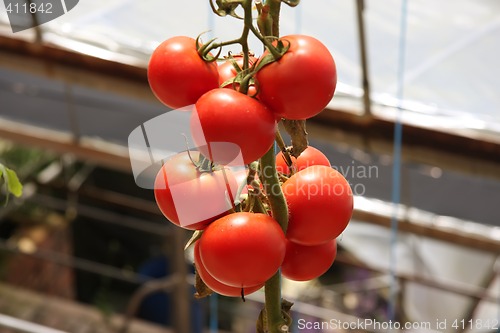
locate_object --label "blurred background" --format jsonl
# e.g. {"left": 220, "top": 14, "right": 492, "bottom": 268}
{"left": 0, "top": 0, "right": 499, "bottom": 332}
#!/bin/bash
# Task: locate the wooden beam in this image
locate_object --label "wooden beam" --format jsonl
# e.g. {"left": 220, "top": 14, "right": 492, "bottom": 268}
{"left": 0, "top": 118, "right": 131, "bottom": 172}
{"left": 352, "top": 209, "right": 500, "bottom": 253}
{"left": 0, "top": 34, "right": 147, "bottom": 83}
{"left": 313, "top": 108, "right": 500, "bottom": 164}
{"left": 77, "top": 183, "right": 500, "bottom": 254}
{"left": 0, "top": 32, "right": 159, "bottom": 107}
{"left": 306, "top": 115, "right": 500, "bottom": 181}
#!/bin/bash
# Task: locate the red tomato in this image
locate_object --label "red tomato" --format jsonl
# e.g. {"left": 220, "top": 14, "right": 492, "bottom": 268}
{"left": 194, "top": 242, "right": 263, "bottom": 297}
{"left": 256, "top": 35, "right": 337, "bottom": 120}
{"left": 191, "top": 89, "right": 276, "bottom": 165}
{"left": 282, "top": 165, "right": 353, "bottom": 245}
{"left": 276, "top": 146, "right": 331, "bottom": 175}
{"left": 281, "top": 239, "right": 337, "bottom": 281}
{"left": 218, "top": 56, "right": 257, "bottom": 95}
{"left": 199, "top": 212, "right": 286, "bottom": 288}
{"left": 148, "top": 36, "right": 219, "bottom": 109}
{"left": 154, "top": 151, "right": 237, "bottom": 230}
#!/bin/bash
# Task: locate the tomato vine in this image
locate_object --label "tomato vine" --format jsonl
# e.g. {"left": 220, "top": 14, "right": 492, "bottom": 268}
{"left": 147, "top": 0, "right": 352, "bottom": 332}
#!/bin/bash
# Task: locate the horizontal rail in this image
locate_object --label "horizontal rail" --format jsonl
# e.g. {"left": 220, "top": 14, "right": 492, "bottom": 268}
{"left": 0, "top": 313, "right": 68, "bottom": 333}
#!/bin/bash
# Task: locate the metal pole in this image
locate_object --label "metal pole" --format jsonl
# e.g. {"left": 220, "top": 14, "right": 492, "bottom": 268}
{"left": 172, "top": 227, "right": 191, "bottom": 332}
{"left": 356, "top": 0, "right": 372, "bottom": 118}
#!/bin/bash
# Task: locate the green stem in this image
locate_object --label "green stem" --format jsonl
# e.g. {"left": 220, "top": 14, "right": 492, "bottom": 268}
{"left": 260, "top": 2, "right": 289, "bottom": 332}
{"left": 260, "top": 147, "right": 288, "bottom": 233}
{"left": 239, "top": 0, "right": 253, "bottom": 93}
{"left": 265, "top": 272, "right": 286, "bottom": 333}
{"left": 260, "top": 145, "right": 288, "bottom": 333}
{"left": 268, "top": 0, "right": 282, "bottom": 37}
{"left": 248, "top": 25, "right": 282, "bottom": 59}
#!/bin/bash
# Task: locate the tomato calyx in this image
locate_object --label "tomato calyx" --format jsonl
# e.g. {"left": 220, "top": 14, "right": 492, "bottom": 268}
{"left": 195, "top": 34, "right": 223, "bottom": 62}
{"left": 253, "top": 38, "right": 290, "bottom": 72}
{"left": 219, "top": 53, "right": 258, "bottom": 96}
{"left": 209, "top": 0, "right": 243, "bottom": 19}
{"left": 185, "top": 149, "right": 226, "bottom": 174}
{"left": 194, "top": 153, "right": 216, "bottom": 172}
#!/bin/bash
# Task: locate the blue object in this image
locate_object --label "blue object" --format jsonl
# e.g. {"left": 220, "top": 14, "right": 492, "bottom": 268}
{"left": 137, "top": 255, "right": 204, "bottom": 332}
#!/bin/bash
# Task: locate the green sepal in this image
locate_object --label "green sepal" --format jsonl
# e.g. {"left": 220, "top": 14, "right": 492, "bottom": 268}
{"left": 184, "top": 230, "right": 203, "bottom": 251}
{"left": 253, "top": 38, "right": 290, "bottom": 73}
{"left": 281, "top": 0, "right": 300, "bottom": 7}
{"left": 210, "top": 0, "right": 243, "bottom": 18}
{"left": 196, "top": 35, "right": 221, "bottom": 62}
{"left": 193, "top": 263, "right": 213, "bottom": 299}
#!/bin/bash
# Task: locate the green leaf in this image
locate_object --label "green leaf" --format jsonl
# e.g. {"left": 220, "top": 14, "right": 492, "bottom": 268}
{"left": 5, "top": 168, "right": 23, "bottom": 197}
{"left": 0, "top": 163, "right": 23, "bottom": 199}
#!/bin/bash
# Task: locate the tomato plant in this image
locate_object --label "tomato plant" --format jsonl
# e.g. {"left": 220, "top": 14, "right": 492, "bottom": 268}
{"left": 198, "top": 212, "right": 286, "bottom": 288}
{"left": 194, "top": 242, "right": 263, "bottom": 297}
{"left": 282, "top": 165, "right": 353, "bottom": 245}
{"left": 256, "top": 34, "right": 337, "bottom": 120}
{"left": 281, "top": 239, "right": 337, "bottom": 281}
{"left": 276, "top": 146, "right": 330, "bottom": 175}
{"left": 148, "top": 36, "right": 219, "bottom": 109}
{"left": 143, "top": 1, "right": 351, "bottom": 331}
{"left": 154, "top": 151, "right": 237, "bottom": 230}
{"left": 191, "top": 89, "right": 276, "bottom": 165}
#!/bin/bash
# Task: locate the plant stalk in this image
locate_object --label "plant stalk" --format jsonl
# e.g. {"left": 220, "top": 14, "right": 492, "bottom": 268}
{"left": 260, "top": 147, "right": 288, "bottom": 233}
{"left": 268, "top": 0, "right": 281, "bottom": 37}
{"left": 261, "top": 147, "right": 288, "bottom": 333}
{"left": 261, "top": 1, "right": 289, "bottom": 332}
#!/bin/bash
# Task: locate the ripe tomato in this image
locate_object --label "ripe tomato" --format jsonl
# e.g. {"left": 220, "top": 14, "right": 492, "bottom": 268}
{"left": 194, "top": 242, "right": 263, "bottom": 297}
{"left": 256, "top": 35, "right": 337, "bottom": 120}
{"left": 282, "top": 165, "right": 353, "bottom": 245}
{"left": 218, "top": 55, "right": 257, "bottom": 95}
{"left": 276, "top": 146, "right": 331, "bottom": 175}
{"left": 281, "top": 239, "right": 337, "bottom": 281}
{"left": 154, "top": 151, "right": 237, "bottom": 230}
{"left": 148, "top": 36, "right": 219, "bottom": 109}
{"left": 191, "top": 89, "right": 276, "bottom": 165}
{"left": 198, "top": 212, "right": 286, "bottom": 288}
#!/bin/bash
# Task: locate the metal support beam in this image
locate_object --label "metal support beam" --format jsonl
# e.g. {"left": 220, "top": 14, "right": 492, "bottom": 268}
{"left": 172, "top": 227, "right": 191, "bottom": 333}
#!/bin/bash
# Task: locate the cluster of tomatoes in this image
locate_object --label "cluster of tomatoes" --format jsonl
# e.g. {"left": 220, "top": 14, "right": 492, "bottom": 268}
{"left": 147, "top": 34, "right": 337, "bottom": 165}
{"left": 148, "top": 33, "right": 353, "bottom": 297}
